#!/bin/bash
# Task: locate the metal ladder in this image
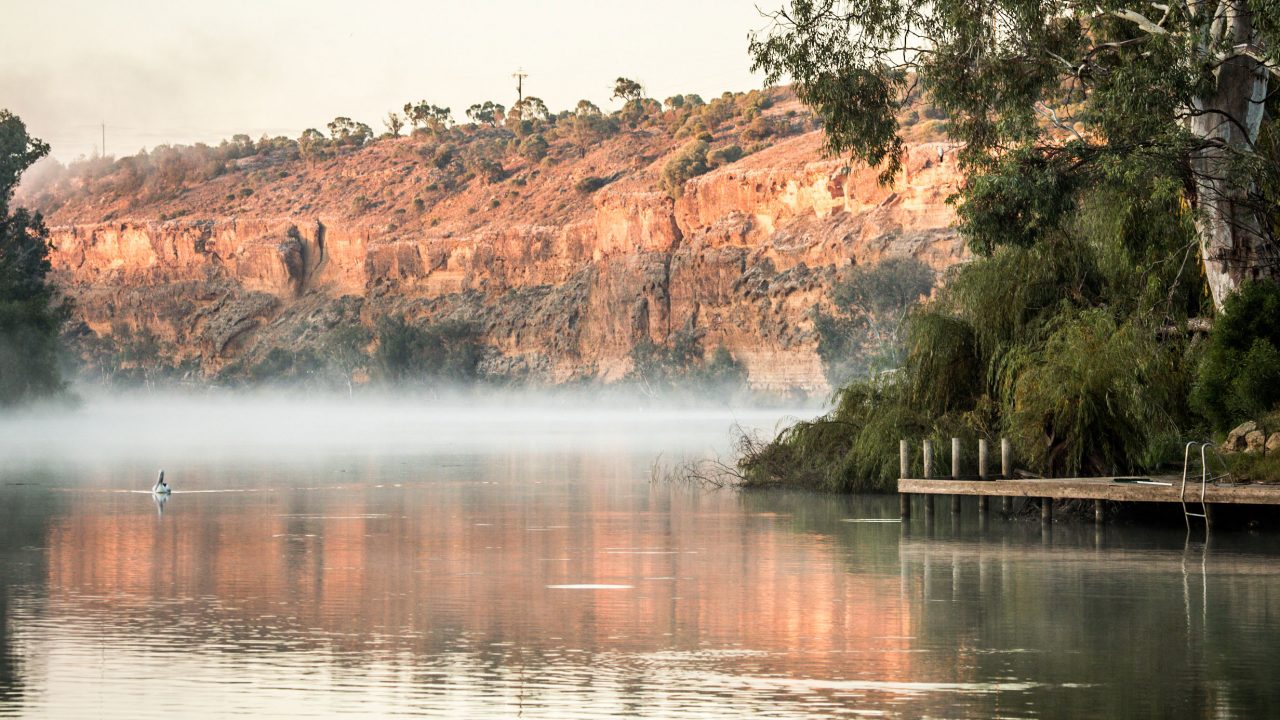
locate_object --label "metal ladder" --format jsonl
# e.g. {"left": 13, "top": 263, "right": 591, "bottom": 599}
{"left": 1180, "top": 442, "right": 1231, "bottom": 530}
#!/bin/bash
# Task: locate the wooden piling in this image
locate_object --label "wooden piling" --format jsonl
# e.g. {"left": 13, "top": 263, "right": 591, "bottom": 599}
{"left": 978, "top": 439, "right": 990, "bottom": 515}
{"left": 951, "top": 438, "right": 962, "bottom": 514}
{"left": 1041, "top": 498, "right": 1053, "bottom": 524}
{"left": 1001, "top": 438, "right": 1013, "bottom": 514}
{"left": 1094, "top": 499, "right": 1104, "bottom": 525}
{"left": 922, "top": 440, "right": 934, "bottom": 516}
{"left": 899, "top": 440, "right": 911, "bottom": 519}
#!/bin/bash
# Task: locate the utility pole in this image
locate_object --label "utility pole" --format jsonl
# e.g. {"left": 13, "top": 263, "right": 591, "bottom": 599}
{"left": 513, "top": 68, "right": 528, "bottom": 103}
{"left": 101, "top": 122, "right": 106, "bottom": 157}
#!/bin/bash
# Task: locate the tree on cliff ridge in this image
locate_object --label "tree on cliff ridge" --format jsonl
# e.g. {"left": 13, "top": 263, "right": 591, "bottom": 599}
{"left": 0, "top": 110, "right": 65, "bottom": 406}
{"left": 612, "top": 77, "right": 643, "bottom": 103}
{"left": 750, "top": 0, "right": 1280, "bottom": 313}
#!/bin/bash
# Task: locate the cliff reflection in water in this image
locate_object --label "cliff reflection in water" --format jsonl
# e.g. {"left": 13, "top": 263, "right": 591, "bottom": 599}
{"left": 11, "top": 452, "right": 924, "bottom": 718}
{"left": 3, "top": 399, "right": 1280, "bottom": 718}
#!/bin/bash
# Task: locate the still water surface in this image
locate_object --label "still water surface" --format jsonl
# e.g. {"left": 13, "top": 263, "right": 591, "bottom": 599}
{"left": 2, "top": 398, "right": 1279, "bottom": 718}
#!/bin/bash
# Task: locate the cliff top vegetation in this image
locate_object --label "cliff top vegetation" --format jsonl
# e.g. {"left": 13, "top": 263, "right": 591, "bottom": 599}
{"left": 16, "top": 83, "right": 948, "bottom": 234}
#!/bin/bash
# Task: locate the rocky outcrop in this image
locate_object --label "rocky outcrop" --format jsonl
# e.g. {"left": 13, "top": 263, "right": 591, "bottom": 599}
{"left": 45, "top": 132, "right": 966, "bottom": 392}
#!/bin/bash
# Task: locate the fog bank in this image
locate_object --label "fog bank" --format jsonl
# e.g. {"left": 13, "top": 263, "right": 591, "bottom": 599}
{"left": 0, "top": 390, "right": 817, "bottom": 470}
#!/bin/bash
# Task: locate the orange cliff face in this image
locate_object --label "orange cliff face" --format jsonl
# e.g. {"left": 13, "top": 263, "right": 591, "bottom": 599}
{"left": 39, "top": 112, "right": 966, "bottom": 392}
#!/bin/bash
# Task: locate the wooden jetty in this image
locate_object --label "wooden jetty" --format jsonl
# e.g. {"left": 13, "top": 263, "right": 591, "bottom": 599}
{"left": 896, "top": 437, "right": 1280, "bottom": 526}
{"left": 899, "top": 475, "right": 1280, "bottom": 505}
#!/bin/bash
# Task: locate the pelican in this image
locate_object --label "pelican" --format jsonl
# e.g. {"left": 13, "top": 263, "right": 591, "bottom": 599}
{"left": 152, "top": 470, "right": 171, "bottom": 495}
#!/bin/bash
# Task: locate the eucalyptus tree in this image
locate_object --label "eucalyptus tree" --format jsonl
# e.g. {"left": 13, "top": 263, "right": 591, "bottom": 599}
{"left": 612, "top": 77, "right": 644, "bottom": 102}
{"left": 404, "top": 102, "right": 453, "bottom": 135}
{"left": 0, "top": 110, "right": 64, "bottom": 405}
{"left": 750, "top": 0, "right": 1280, "bottom": 311}
{"left": 466, "top": 101, "right": 505, "bottom": 127}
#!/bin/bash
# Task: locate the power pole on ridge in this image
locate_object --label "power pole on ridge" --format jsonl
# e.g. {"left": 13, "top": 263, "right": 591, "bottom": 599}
{"left": 513, "top": 68, "right": 528, "bottom": 103}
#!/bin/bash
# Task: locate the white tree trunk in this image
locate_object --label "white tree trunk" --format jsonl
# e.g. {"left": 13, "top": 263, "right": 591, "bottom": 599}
{"left": 1188, "top": 4, "right": 1273, "bottom": 312}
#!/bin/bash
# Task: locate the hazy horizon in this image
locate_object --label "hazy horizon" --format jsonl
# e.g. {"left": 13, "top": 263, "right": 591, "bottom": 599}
{"left": 2, "top": 0, "right": 772, "bottom": 161}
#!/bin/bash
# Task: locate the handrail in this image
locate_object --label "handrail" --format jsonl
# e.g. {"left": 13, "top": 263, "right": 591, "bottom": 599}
{"left": 1180, "top": 441, "right": 1230, "bottom": 531}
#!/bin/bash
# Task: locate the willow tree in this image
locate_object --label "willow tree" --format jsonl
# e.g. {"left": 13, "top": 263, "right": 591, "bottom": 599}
{"left": 750, "top": 0, "right": 1279, "bottom": 311}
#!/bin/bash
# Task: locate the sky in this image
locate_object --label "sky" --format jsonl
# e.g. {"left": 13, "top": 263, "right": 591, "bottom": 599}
{"left": 1, "top": 0, "right": 776, "bottom": 160}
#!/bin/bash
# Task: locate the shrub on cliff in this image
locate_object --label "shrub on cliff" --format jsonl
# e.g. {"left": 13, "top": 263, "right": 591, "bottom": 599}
{"left": 517, "top": 134, "right": 548, "bottom": 163}
{"left": 627, "top": 330, "right": 748, "bottom": 397}
{"left": 707, "top": 145, "right": 744, "bottom": 168}
{"left": 0, "top": 110, "right": 65, "bottom": 406}
{"left": 575, "top": 176, "right": 609, "bottom": 194}
{"left": 373, "top": 316, "right": 483, "bottom": 385}
{"left": 660, "top": 140, "right": 709, "bottom": 199}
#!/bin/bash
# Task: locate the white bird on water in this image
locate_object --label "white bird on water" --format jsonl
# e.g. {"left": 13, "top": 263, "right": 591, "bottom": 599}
{"left": 152, "top": 470, "right": 171, "bottom": 495}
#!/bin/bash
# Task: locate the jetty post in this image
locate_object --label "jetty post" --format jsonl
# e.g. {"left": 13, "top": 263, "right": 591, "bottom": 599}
{"left": 899, "top": 440, "right": 911, "bottom": 519}
{"left": 1000, "top": 438, "right": 1013, "bottom": 514}
{"left": 977, "top": 439, "right": 990, "bottom": 514}
{"left": 951, "top": 438, "right": 962, "bottom": 514}
{"left": 922, "top": 440, "right": 934, "bottom": 517}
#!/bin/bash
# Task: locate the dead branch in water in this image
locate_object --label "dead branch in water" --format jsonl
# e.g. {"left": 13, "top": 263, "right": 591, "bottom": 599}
{"left": 649, "top": 424, "right": 757, "bottom": 489}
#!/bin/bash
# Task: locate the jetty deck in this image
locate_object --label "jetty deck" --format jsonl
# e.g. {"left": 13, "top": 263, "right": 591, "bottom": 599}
{"left": 895, "top": 437, "right": 1280, "bottom": 524}
{"left": 897, "top": 476, "right": 1280, "bottom": 505}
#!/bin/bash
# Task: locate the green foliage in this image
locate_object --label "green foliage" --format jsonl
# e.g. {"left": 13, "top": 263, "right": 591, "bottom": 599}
{"left": 612, "top": 77, "right": 643, "bottom": 103}
{"left": 660, "top": 140, "right": 709, "bottom": 198}
{"left": 0, "top": 110, "right": 64, "bottom": 406}
{"left": 815, "top": 257, "right": 935, "bottom": 386}
{"left": 743, "top": 189, "right": 1206, "bottom": 489}
{"left": 699, "top": 345, "right": 748, "bottom": 388}
{"left": 465, "top": 101, "right": 504, "bottom": 127}
{"left": 1006, "top": 310, "right": 1183, "bottom": 476}
{"left": 565, "top": 103, "right": 617, "bottom": 150}
{"left": 627, "top": 330, "right": 747, "bottom": 395}
{"left": 575, "top": 176, "right": 609, "bottom": 193}
{"left": 298, "top": 128, "right": 327, "bottom": 163}
{"left": 403, "top": 102, "right": 453, "bottom": 135}
{"left": 506, "top": 97, "right": 549, "bottom": 135}
{"left": 707, "top": 144, "right": 743, "bottom": 167}
{"left": 1192, "top": 281, "right": 1280, "bottom": 431}
{"left": 749, "top": 0, "right": 1280, "bottom": 265}
{"left": 740, "top": 380, "right": 928, "bottom": 492}
{"left": 326, "top": 117, "right": 373, "bottom": 146}
{"left": 323, "top": 324, "right": 372, "bottom": 378}
{"left": 373, "top": 315, "right": 483, "bottom": 384}
{"left": 384, "top": 112, "right": 405, "bottom": 137}
{"left": 517, "top": 134, "right": 549, "bottom": 163}
{"left": 957, "top": 148, "right": 1079, "bottom": 253}
{"left": 619, "top": 98, "right": 662, "bottom": 127}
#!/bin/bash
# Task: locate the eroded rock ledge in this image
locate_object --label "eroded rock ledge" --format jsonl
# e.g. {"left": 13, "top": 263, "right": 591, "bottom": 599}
{"left": 47, "top": 138, "right": 966, "bottom": 393}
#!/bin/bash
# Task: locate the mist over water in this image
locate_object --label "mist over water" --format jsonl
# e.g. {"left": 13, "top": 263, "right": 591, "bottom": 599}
{"left": 3, "top": 391, "right": 1280, "bottom": 718}
{"left": 0, "top": 390, "right": 813, "bottom": 473}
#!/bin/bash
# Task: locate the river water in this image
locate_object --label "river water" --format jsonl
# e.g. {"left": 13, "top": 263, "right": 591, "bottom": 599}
{"left": 1, "top": 397, "right": 1279, "bottom": 718}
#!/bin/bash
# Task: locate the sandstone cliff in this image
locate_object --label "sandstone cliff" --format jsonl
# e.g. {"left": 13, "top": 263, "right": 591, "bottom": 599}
{"left": 33, "top": 94, "right": 964, "bottom": 393}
